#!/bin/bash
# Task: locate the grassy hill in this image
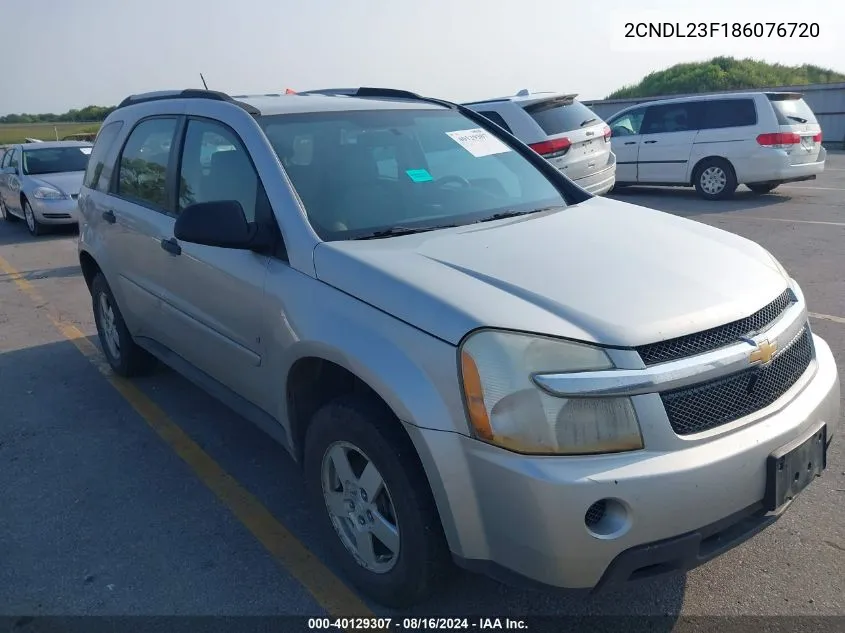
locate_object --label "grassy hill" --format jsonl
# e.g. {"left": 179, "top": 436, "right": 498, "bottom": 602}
{"left": 0, "top": 122, "right": 101, "bottom": 145}
{"left": 607, "top": 57, "right": 845, "bottom": 100}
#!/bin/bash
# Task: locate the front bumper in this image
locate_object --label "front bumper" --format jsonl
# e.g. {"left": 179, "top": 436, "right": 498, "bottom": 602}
{"left": 30, "top": 196, "right": 79, "bottom": 224}
{"left": 408, "top": 333, "right": 839, "bottom": 590}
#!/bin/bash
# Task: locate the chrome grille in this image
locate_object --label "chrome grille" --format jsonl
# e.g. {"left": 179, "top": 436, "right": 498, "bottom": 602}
{"left": 661, "top": 324, "right": 814, "bottom": 436}
{"left": 637, "top": 289, "right": 796, "bottom": 366}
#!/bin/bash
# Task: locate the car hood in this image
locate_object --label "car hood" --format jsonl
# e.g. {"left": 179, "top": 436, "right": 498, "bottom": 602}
{"left": 313, "top": 196, "right": 789, "bottom": 347}
{"left": 28, "top": 171, "right": 85, "bottom": 196}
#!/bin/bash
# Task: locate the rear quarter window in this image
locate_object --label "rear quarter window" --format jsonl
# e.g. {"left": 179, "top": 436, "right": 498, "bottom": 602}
{"left": 523, "top": 99, "right": 600, "bottom": 136}
{"left": 699, "top": 99, "right": 757, "bottom": 130}
{"left": 769, "top": 96, "right": 819, "bottom": 125}
{"left": 83, "top": 121, "right": 124, "bottom": 191}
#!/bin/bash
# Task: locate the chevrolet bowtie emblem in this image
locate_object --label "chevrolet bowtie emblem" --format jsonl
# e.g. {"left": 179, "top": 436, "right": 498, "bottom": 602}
{"left": 749, "top": 339, "right": 778, "bottom": 365}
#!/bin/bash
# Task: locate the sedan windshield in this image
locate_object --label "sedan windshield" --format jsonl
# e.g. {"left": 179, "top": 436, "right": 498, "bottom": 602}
{"left": 258, "top": 108, "right": 567, "bottom": 240}
{"left": 22, "top": 146, "right": 92, "bottom": 176}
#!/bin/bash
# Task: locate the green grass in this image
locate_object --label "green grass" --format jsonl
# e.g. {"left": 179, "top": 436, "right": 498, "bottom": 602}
{"left": 0, "top": 122, "right": 101, "bottom": 145}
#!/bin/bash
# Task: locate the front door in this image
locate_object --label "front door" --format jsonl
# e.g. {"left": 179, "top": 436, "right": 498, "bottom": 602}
{"left": 608, "top": 107, "right": 646, "bottom": 182}
{"left": 636, "top": 102, "right": 700, "bottom": 184}
{"left": 153, "top": 117, "right": 271, "bottom": 406}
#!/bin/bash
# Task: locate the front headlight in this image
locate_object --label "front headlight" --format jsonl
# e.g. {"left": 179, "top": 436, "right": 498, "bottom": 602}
{"left": 459, "top": 330, "right": 643, "bottom": 455}
{"left": 33, "top": 186, "right": 67, "bottom": 200}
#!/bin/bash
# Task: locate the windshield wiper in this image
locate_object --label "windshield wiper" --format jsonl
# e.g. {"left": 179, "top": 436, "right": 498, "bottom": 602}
{"left": 355, "top": 225, "right": 452, "bottom": 240}
{"left": 473, "top": 206, "right": 562, "bottom": 224}
{"left": 787, "top": 115, "right": 808, "bottom": 123}
{"left": 580, "top": 117, "right": 598, "bottom": 127}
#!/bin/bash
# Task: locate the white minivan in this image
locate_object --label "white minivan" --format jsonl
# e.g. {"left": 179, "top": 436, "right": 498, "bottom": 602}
{"left": 606, "top": 92, "right": 826, "bottom": 200}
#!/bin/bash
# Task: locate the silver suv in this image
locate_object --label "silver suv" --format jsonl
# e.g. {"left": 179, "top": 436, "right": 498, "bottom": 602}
{"left": 78, "top": 88, "right": 839, "bottom": 608}
{"left": 463, "top": 91, "right": 616, "bottom": 196}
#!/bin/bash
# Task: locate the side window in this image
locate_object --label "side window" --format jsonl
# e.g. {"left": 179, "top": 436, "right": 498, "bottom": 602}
{"left": 641, "top": 103, "right": 699, "bottom": 134}
{"left": 8, "top": 149, "right": 19, "bottom": 170}
{"left": 178, "top": 118, "right": 261, "bottom": 222}
{"left": 609, "top": 108, "right": 646, "bottom": 136}
{"left": 0, "top": 150, "right": 9, "bottom": 168}
{"left": 116, "top": 117, "right": 178, "bottom": 209}
{"left": 477, "top": 111, "right": 513, "bottom": 134}
{"left": 699, "top": 99, "right": 757, "bottom": 130}
{"left": 83, "top": 121, "right": 124, "bottom": 191}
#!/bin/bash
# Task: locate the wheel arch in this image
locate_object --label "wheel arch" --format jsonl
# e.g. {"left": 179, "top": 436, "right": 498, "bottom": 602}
{"left": 689, "top": 155, "right": 736, "bottom": 186}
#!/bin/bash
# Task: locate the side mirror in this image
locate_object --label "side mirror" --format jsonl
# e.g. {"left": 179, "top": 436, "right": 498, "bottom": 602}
{"left": 174, "top": 200, "right": 259, "bottom": 250}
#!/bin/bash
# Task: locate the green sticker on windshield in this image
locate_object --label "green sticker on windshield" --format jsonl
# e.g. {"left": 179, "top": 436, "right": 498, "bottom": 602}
{"left": 406, "top": 168, "right": 433, "bottom": 183}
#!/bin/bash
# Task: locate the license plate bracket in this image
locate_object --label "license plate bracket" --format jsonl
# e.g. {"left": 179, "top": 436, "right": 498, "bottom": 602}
{"left": 764, "top": 423, "right": 827, "bottom": 512}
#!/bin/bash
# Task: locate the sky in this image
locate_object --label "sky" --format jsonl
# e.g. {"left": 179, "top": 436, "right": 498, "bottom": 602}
{"left": 2, "top": 0, "right": 843, "bottom": 115}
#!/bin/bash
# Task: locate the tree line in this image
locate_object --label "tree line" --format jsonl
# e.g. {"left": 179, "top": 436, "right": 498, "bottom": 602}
{"left": 0, "top": 105, "right": 116, "bottom": 124}
{"left": 607, "top": 57, "right": 845, "bottom": 99}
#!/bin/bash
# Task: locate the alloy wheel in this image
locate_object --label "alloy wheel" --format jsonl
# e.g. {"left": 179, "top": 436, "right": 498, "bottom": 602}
{"left": 321, "top": 441, "right": 401, "bottom": 573}
{"left": 98, "top": 292, "right": 121, "bottom": 361}
{"left": 700, "top": 166, "right": 727, "bottom": 195}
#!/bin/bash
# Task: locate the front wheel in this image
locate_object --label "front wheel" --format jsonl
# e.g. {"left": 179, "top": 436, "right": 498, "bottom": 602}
{"left": 694, "top": 159, "right": 738, "bottom": 200}
{"left": 23, "top": 199, "right": 45, "bottom": 236}
{"left": 747, "top": 183, "right": 779, "bottom": 194}
{"left": 303, "top": 394, "right": 450, "bottom": 608}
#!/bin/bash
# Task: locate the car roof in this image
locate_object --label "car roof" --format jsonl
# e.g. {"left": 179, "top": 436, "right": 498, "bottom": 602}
{"left": 236, "top": 93, "right": 445, "bottom": 116}
{"left": 464, "top": 91, "right": 579, "bottom": 107}
{"left": 611, "top": 91, "right": 804, "bottom": 115}
{"left": 114, "top": 88, "right": 450, "bottom": 118}
{"left": 18, "top": 140, "right": 93, "bottom": 149}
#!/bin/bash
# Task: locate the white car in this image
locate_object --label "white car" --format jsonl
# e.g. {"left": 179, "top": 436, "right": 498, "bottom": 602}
{"left": 606, "top": 92, "right": 825, "bottom": 200}
{"left": 463, "top": 91, "right": 617, "bottom": 196}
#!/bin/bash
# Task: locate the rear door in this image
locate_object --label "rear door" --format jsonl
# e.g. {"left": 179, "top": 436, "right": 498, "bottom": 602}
{"left": 608, "top": 107, "right": 647, "bottom": 182}
{"left": 520, "top": 96, "right": 613, "bottom": 181}
{"left": 4, "top": 148, "right": 23, "bottom": 214}
{"left": 637, "top": 102, "right": 701, "bottom": 183}
{"left": 768, "top": 94, "right": 824, "bottom": 165}
{"left": 104, "top": 116, "right": 182, "bottom": 339}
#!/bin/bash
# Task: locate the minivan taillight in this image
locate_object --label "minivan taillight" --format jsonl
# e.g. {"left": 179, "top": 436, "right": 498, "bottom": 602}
{"left": 602, "top": 125, "right": 612, "bottom": 141}
{"left": 813, "top": 131, "right": 823, "bottom": 143}
{"left": 756, "top": 132, "right": 801, "bottom": 148}
{"left": 529, "top": 138, "right": 571, "bottom": 158}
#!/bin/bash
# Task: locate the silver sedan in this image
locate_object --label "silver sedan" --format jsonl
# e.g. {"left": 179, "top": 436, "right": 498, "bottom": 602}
{"left": 0, "top": 140, "right": 92, "bottom": 236}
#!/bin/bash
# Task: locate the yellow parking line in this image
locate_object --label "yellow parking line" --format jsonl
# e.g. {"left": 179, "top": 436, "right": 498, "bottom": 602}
{"left": 0, "top": 253, "right": 373, "bottom": 619}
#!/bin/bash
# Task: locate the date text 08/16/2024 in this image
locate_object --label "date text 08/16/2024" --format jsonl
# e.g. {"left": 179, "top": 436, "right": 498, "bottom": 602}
{"left": 307, "top": 618, "right": 528, "bottom": 630}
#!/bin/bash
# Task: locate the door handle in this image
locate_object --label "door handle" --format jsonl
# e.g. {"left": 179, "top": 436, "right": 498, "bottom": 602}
{"left": 624, "top": 141, "right": 637, "bottom": 145}
{"left": 160, "top": 237, "right": 182, "bottom": 256}
{"left": 644, "top": 140, "right": 658, "bottom": 144}
{"left": 102, "top": 210, "right": 116, "bottom": 224}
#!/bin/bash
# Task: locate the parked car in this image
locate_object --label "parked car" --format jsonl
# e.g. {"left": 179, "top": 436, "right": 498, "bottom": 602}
{"left": 78, "top": 88, "right": 838, "bottom": 608}
{"left": 606, "top": 92, "right": 826, "bottom": 199}
{"left": 0, "top": 140, "right": 92, "bottom": 235}
{"left": 463, "top": 90, "right": 616, "bottom": 196}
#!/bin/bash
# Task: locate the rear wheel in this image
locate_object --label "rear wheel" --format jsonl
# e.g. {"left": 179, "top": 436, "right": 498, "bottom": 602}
{"left": 747, "top": 183, "right": 779, "bottom": 194}
{"left": 303, "top": 394, "right": 450, "bottom": 608}
{"left": 0, "top": 197, "right": 18, "bottom": 223}
{"left": 694, "top": 158, "right": 737, "bottom": 200}
{"left": 91, "top": 273, "right": 157, "bottom": 376}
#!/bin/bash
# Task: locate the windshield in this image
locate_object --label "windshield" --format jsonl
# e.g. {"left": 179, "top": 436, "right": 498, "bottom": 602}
{"left": 22, "top": 146, "right": 92, "bottom": 175}
{"left": 769, "top": 96, "right": 818, "bottom": 126}
{"left": 258, "top": 109, "right": 566, "bottom": 240}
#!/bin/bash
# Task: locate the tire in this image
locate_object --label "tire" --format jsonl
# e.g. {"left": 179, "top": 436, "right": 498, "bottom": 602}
{"left": 693, "top": 158, "right": 738, "bottom": 200}
{"left": 91, "top": 273, "right": 157, "bottom": 377}
{"left": 0, "top": 197, "right": 19, "bottom": 223}
{"left": 23, "top": 199, "right": 45, "bottom": 236}
{"left": 303, "top": 393, "right": 450, "bottom": 608}
{"left": 747, "top": 183, "right": 779, "bottom": 194}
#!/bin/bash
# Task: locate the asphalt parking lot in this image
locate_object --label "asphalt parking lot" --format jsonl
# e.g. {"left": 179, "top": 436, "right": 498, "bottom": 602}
{"left": 1, "top": 154, "right": 843, "bottom": 628}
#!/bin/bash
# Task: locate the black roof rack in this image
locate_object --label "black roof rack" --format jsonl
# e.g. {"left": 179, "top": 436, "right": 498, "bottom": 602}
{"left": 297, "top": 86, "right": 459, "bottom": 110}
{"left": 116, "top": 89, "right": 260, "bottom": 115}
